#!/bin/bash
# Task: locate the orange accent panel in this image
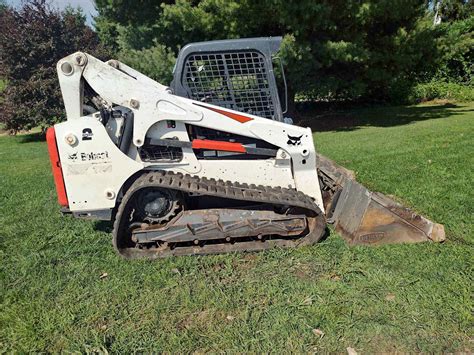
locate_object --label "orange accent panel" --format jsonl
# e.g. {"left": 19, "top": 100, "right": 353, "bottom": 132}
{"left": 46, "top": 127, "right": 69, "bottom": 207}
{"left": 192, "top": 139, "right": 246, "bottom": 153}
{"left": 194, "top": 103, "right": 253, "bottom": 123}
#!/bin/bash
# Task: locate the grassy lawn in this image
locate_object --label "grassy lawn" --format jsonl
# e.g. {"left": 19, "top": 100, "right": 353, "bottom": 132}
{"left": 0, "top": 102, "right": 473, "bottom": 352}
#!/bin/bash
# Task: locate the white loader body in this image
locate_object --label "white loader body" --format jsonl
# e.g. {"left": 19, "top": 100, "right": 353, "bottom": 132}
{"left": 51, "top": 52, "right": 323, "bottom": 219}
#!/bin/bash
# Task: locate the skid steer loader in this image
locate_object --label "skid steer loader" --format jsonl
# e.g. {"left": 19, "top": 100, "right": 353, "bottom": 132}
{"left": 47, "top": 37, "right": 444, "bottom": 259}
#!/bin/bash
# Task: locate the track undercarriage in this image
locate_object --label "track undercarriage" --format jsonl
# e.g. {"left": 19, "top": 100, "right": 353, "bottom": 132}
{"left": 113, "top": 171, "right": 326, "bottom": 259}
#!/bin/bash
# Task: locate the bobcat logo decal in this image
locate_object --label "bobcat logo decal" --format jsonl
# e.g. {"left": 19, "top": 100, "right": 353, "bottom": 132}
{"left": 68, "top": 152, "right": 78, "bottom": 161}
{"left": 287, "top": 134, "right": 303, "bottom": 146}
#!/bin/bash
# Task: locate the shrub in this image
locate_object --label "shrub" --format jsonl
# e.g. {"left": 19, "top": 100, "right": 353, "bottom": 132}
{"left": 409, "top": 81, "right": 474, "bottom": 103}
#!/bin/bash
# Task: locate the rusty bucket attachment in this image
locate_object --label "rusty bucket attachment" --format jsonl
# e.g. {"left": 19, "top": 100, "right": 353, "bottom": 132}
{"left": 317, "top": 154, "right": 445, "bottom": 245}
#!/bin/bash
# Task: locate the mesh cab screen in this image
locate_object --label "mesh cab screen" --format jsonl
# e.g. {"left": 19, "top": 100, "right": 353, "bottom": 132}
{"left": 138, "top": 143, "right": 183, "bottom": 163}
{"left": 183, "top": 51, "right": 276, "bottom": 119}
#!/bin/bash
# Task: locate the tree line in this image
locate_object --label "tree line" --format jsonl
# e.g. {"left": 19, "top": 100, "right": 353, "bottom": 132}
{"left": 0, "top": 0, "right": 472, "bottom": 132}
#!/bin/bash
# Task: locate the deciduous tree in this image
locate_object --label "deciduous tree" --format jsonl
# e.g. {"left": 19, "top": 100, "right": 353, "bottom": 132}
{"left": 0, "top": 0, "right": 110, "bottom": 132}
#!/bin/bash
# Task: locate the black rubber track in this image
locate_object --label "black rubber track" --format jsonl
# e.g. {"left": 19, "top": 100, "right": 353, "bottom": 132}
{"left": 113, "top": 171, "right": 326, "bottom": 259}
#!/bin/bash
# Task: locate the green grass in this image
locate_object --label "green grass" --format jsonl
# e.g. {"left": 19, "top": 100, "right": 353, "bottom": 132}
{"left": 0, "top": 79, "right": 6, "bottom": 133}
{"left": 1, "top": 103, "right": 473, "bottom": 352}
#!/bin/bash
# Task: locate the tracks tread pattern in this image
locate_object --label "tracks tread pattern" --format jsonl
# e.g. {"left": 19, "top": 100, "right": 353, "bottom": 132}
{"left": 113, "top": 171, "right": 326, "bottom": 259}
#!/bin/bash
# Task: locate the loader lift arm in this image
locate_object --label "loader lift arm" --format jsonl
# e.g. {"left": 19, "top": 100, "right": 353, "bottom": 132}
{"left": 57, "top": 52, "right": 324, "bottom": 209}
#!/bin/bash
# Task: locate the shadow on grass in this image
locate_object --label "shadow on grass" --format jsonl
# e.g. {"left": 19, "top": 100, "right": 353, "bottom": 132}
{"left": 94, "top": 220, "right": 114, "bottom": 233}
{"left": 319, "top": 226, "right": 332, "bottom": 243}
{"left": 295, "top": 103, "right": 473, "bottom": 132}
{"left": 14, "top": 103, "right": 472, "bottom": 141}
{"left": 17, "top": 132, "right": 45, "bottom": 143}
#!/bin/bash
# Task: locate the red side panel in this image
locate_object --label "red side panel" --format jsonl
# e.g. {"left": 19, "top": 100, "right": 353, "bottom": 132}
{"left": 46, "top": 127, "right": 69, "bottom": 207}
{"left": 192, "top": 139, "right": 246, "bottom": 153}
{"left": 193, "top": 103, "right": 254, "bottom": 123}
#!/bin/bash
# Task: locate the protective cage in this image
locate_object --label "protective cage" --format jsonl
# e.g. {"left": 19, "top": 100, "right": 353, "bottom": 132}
{"left": 171, "top": 37, "right": 284, "bottom": 121}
